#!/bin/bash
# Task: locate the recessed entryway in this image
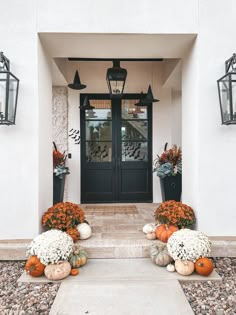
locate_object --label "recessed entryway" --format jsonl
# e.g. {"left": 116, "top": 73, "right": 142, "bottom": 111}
{"left": 80, "top": 94, "right": 153, "bottom": 203}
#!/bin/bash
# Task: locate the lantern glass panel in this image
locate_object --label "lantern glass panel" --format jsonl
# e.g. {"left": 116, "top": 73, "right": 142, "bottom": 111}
{"left": 231, "top": 74, "right": 236, "bottom": 121}
{"left": 8, "top": 74, "right": 18, "bottom": 123}
{"left": 109, "top": 80, "right": 124, "bottom": 96}
{"left": 219, "top": 75, "right": 231, "bottom": 123}
{"left": 0, "top": 73, "right": 7, "bottom": 121}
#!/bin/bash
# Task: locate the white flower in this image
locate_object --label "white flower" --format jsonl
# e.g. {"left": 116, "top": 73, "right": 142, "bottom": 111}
{"left": 26, "top": 229, "right": 73, "bottom": 265}
{"left": 167, "top": 229, "right": 211, "bottom": 262}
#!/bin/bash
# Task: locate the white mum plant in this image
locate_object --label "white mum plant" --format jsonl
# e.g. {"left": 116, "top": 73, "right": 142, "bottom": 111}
{"left": 167, "top": 229, "right": 211, "bottom": 262}
{"left": 26, "top": 229, "right": 73, "bottom": 265}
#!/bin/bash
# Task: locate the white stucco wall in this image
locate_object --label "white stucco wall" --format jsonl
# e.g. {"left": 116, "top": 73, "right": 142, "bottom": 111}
{"left": 1, "top": 0, "right": 235, "bottom": 238}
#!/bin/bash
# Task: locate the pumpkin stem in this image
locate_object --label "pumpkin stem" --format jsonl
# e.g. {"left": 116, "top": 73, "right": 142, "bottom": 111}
{"left": 198, "top": 262, "right": 204, "bottom": 267}
{"left": 27, "top": 266, "right": 36, "bottom": 274}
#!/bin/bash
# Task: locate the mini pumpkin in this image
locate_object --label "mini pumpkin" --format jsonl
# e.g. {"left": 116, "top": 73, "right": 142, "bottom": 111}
{"left": 142, "top": 223, "right": 156, "bottom": 234}
{"left": 166, "top": 263, "right": 176, "bottom": 272}
{"left": 175, "top": 260, "right": 194, "bottom": 276}
{"left": 25, "top": 256, "right": 45, "bottom": 277}
{"left": 44, "top": 261, "right": 71, "bottom": 281}
{"left": 66, "top": 228, "right": 80, "bottom": 242}
{"left": 69, "top": 246, "right": 88, "bottom": 268}
{"left": 150, "top": 241, "right": 173, "bottom": 267}
{"left": 195, "top": 258, "right": 214, "bottom": 276}
{"left": 146, "top": 232, "right": 156, "bottom": 240}
{"left": 156, "top": 224, "right": 178, "bottom": 243}
{"left": 77, "top": 223, "right": 92, "bottom": 240}
{"left": 70, "top": 268, "right": 79, "bottom": 276}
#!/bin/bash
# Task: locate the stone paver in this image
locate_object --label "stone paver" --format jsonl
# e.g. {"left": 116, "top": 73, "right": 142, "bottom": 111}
{"left": 49, "top": 280, "right": 194, "bottom": 315}
{"left": 18, "top": 258, "right": 221, "bottom": 283}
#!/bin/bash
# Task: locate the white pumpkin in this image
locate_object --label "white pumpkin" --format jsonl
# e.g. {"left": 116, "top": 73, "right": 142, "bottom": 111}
{"left": 142, "top": 223, "right": 156, "bottom": 234}
{"left": 146, "top": 232, "right": 156, "bottom": 240}
{"left": 77, "top": 223, "right": 92, "bottom": 240}
{"left": 175, "top": 260, "right": 195, "bottom": 276}
{"left": 44, "top": 261, "right": 71, "bottom": 281}
{"left": 166, "top": 263, "right": 176, "bottom": 272}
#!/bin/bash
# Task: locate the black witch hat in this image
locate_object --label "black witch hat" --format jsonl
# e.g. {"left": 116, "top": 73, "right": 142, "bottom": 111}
{"left": 68, "top": 70, "right": 86, "bottom": 90}
{"left": 79, "top": 96, "right": 95, "bottom": 110}
{"left": 135, "top": 85, "right": 159, "bottom": 106}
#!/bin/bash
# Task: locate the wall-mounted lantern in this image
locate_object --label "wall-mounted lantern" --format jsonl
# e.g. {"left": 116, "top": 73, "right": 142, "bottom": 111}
{"left": 0, "top": 52, "right": 19, "bottom": 125}
{"left": 106, "top": 60, "right": 127, "bottom": 99}
{"left": 217, "top": 53, "right": 236, "bottom": 125}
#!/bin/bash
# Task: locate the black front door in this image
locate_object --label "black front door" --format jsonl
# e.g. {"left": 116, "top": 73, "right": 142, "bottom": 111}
{"left": 81, "top": 94, "right": 152, "bottom": 203}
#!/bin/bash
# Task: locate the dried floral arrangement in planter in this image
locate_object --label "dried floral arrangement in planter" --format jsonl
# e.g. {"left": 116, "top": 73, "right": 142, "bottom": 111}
{"left": 153, "top": 144, "right": 182, "bottom": 178}
{"left": 53, "top": 142, "right": 70, "bottom": 178}
{"left": 154, "top": 200, "right": 196, "bottom": 229}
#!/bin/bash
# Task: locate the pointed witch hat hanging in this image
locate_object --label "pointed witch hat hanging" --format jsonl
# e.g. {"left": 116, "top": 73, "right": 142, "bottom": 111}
{"left": 68, "top": 70, "right": 86, "bottom": 90}
{"left": 79, "top": 96, "right": 95, "bottom": 110}
{"left": 135, "top": 85, "right": 159, "bottom": 106}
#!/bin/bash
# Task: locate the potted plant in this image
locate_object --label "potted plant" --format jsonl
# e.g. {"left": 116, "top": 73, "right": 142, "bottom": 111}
{"left": 53, "top": 142, "right": 70, "bottom": 204}
{"left": 153, "top": 144, "right": 182, "bottom": 201}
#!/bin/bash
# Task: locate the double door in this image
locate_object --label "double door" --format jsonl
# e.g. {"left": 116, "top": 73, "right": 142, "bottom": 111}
{"left": 80, "top": 94, "right": 152, "bottom": 203}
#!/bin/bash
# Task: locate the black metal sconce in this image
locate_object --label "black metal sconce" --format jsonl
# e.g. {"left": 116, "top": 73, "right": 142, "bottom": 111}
{"left": 217, "top": 54, "right": 236, "bottom": 125}
{"left": 135, "top": 85, "right": 159, "bottom": 106}
{"left": 0, "top": 52, "right": 19, "bottom": 125}
{"left": 106, "top": 60, "right": 127, "bottom": 99}
{"left": 68, "top": 70, "right": 86, "bottom": 90}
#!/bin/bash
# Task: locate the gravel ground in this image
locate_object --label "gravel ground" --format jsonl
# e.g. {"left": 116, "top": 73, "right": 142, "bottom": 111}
{"left": 0, "top": 261, "right": 59, "bottom": 315}
{"left": 181, "top": 257, "right": 236, "bottom": 315}
{"left": 0, "top": 258, "right": 235, "bottom": 315}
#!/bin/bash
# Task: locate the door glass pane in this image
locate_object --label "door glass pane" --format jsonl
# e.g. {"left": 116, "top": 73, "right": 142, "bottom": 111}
{"left": 86, "top": 121, "right": 112, "bottom": 141}
{"left": 121, "top": 120, "right": 147, "bottom": 140}
{"left": 122, "top": 142, "right": 148, "bottom": 161}
{"left": 122, "top": 99, "right": 147, "bottom": 119}
{"left": 86, "top": 142, "right": 112, "bottom": 162}
{"left": 88, "top": 100, "right": 112, "bottom": 119}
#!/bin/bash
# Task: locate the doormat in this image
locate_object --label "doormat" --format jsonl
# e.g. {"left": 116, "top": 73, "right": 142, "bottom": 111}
{"left": 84, "top": 205, "right": 138, "bottom": 215}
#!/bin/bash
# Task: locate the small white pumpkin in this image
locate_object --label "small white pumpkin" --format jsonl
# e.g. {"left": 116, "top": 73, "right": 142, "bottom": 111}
{"left": 150, "top": 241, "right": 173, "bottom": 267}
{"left": 143, "top": 223, "right": 156, "bottom": 234}
{"left": 175, "top": 260, "right": 194, "bottom": 276}
{"left": 166, "top": 263, "right": 176, "bottom": 272}
{"left": 44, "top": 261, "right": 71, "bottom": 281}
{"left": 77, "top": 223, "right": 92, "bottom": 240}
{"left": 146, "top": 232, "right": 156, "bottom": 240}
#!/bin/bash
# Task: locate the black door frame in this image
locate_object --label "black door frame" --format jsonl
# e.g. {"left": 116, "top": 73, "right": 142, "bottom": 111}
{"left": 80, "top": 93, "right": 153, "bottom": 203}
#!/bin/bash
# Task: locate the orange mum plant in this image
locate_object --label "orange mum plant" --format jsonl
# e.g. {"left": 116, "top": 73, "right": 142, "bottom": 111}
{"left": 154, "top": 200, "right": 196, "bottom": 229}
{"left": 42, "top": 202, "right": 85, "bottom": 231}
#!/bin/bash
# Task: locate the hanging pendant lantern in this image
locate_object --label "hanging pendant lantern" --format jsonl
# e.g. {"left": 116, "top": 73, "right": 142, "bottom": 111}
{"left": 68, "top": 70, "right": 86, "bottom": 90}
{"left": 106, "top": 60, "right": 127, "bottom": 99}
{"left": 0, "top": 52, "right": 19, "bottom": 125}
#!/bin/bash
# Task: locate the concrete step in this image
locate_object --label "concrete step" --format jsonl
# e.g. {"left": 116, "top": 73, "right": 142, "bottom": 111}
{"left": 0, "top": 237, "right": 235, "bottom": 260}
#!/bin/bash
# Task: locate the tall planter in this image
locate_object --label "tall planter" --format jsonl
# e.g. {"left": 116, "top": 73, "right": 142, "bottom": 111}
{"left": 53, "top": 174, "right": 66, "bottom": 205}
{"left": 160, "top": 174, "right": 182, "bottom": 202}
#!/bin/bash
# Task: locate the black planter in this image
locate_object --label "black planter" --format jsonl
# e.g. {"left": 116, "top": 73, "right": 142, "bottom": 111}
{"left": 53, "top": 174, "right": 66, "bottom": 205}
{"left": 160, "top": 174, "right": 182, "bottom": 202}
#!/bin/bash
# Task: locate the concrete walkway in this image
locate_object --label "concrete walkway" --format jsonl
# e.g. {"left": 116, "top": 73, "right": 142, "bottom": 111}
{"left": 19, "top": 258, "right": 221, "bottom": 315}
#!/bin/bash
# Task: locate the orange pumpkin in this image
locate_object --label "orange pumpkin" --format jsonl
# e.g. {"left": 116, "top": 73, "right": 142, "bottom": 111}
{"left": 155, "top": 224, "right": 178, "bottom": 243}
{"left": 25, "top": 256, "right": 45, "bottom": 277}
{"left": 66, "top": 228, "right": 80, "bottom": 242}
{"left": 70, "top": 268, "right": 79, "bottom": 276}
{"left": 195, "top": 258, "right": 214, "bottom": 276}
